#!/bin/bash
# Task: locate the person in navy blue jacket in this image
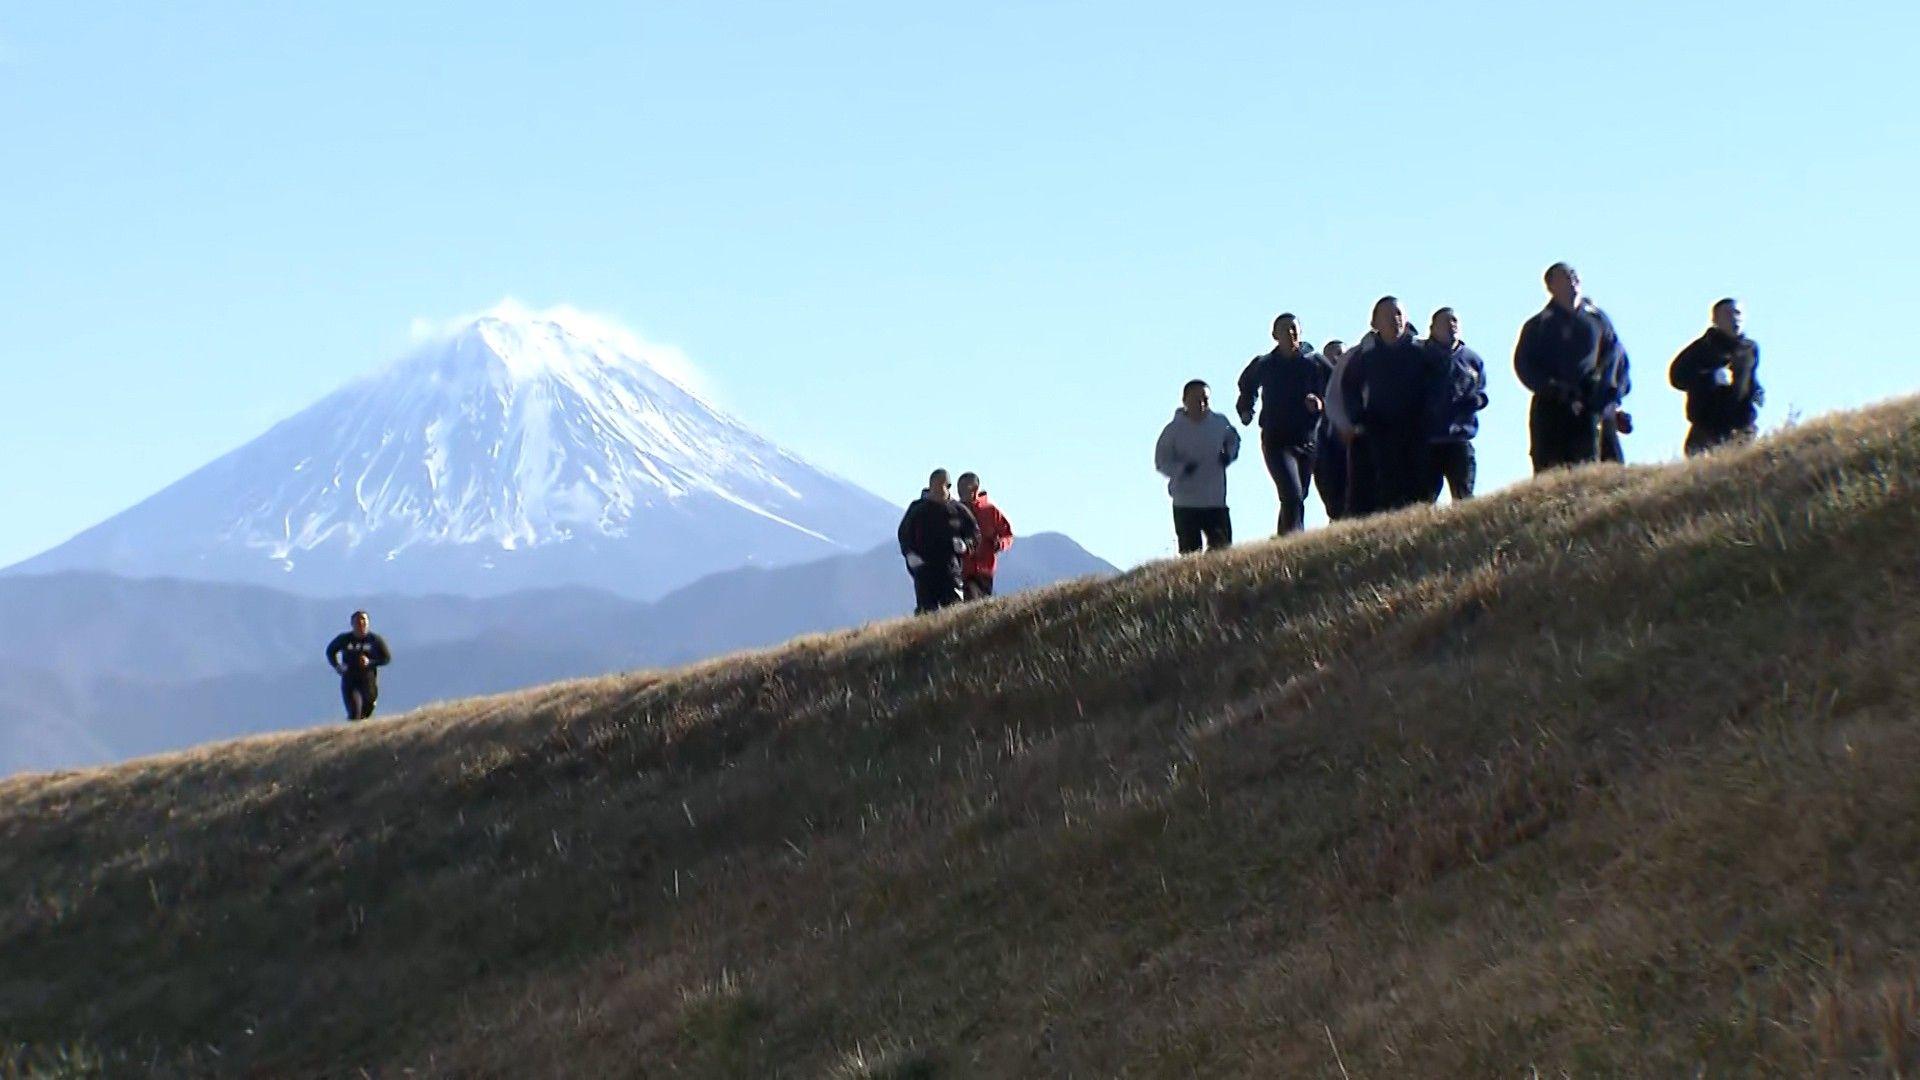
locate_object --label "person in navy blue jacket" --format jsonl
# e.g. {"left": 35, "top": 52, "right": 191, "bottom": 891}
{"left": 1514, "top": 263, "right": 1630, "bottom": 473}
{"left": 1420, "top": 308, "right": 1488, "bottom": 502}
{"left": 326, "top": 611, "right": 392, "bottom": 721}
{"left": 1342, "top": 297, "right": 1431, "bottom": 512}
{"left": 1236, "top": 313, "right": 1332, "bottom": 534}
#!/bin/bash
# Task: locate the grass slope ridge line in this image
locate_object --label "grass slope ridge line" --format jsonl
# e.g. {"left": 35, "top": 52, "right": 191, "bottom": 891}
{"left": 2, "top": 399, "right": 1919, "bottom": 1076}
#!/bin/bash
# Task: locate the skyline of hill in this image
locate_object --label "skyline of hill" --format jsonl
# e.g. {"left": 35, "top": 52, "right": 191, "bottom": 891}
{"left": 5, "top": 398, "right": 1917, "bottom": 1074}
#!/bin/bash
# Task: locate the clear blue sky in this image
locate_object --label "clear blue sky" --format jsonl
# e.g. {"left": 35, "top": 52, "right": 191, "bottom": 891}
{"left": 3, "top": 2, "right": 1916, "bottom": 572}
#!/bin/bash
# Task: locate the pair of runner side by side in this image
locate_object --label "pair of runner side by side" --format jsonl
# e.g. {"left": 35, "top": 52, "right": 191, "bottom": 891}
{"left": 896, "top": 470, "right": 1014, "bottom": 615}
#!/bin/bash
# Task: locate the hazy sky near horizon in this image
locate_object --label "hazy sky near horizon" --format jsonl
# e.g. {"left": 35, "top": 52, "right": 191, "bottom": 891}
{"left": 3, "top": 2, "right": 1917, "bottom": 573}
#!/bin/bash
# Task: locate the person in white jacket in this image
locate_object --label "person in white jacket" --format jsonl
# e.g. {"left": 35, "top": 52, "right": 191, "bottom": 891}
{"left": 1154, "top": 379, "right": 1242, "bottom": 554}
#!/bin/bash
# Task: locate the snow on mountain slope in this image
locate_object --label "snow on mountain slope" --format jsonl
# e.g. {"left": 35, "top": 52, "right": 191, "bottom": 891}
{"left": 7, "top": 304, "right": 901, "bottom": 598}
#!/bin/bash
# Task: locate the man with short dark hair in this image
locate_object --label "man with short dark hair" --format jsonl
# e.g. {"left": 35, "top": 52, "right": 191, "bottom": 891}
{"left": 1670, "top": 298, "right": 1764, "bottom": 455}
{"left": 956, "top": 472, "right": 1013, "bottom": 600}
{"left": 1343, "top": 296, "right": 1431, "bottom": 511}
{"left": 325, "top": 611, "right": 391, "bottom": 721}
{"left": 1156, "top": 379, "right": 1240, "bottom": 554}
{"left": 1421, "top": 308, "right": 1489, "bottom": 502}
{"left": 1514, "top": 263, "right": 1631, "bottom": 473}
{"left": 1235, "top": 313, "right": 1332, "bottom": 534}
{"left": 897, "top": 469, "right": 980, "bottom": 614}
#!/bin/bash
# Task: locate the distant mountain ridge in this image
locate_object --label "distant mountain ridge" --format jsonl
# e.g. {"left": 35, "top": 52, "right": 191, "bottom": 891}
{"left": 5, "top": 303, "right": 900, "bottom": 599}
{"left": 0, "top": 533, "right": 1116, "bottom": 774}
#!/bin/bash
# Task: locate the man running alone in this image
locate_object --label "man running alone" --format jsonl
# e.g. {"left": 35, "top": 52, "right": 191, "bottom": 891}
{"left": 326, "top": 610, "right": 392, "bottom": 721}
{"left": 1155, "top": 379, "right": 1241, "bottom": 554}
{"left": 1235, "top": 313, "right": 1332, "bottom": 534}
{"left": 897, "top": 469, "right": 980, "bottom": 614}
{"left": 1342, "top": 297, "right": 1432, "bottom": 512}
{"left": 956, "top": 472, "right": 1014, "bottom": 599}
{"left": 1514, "top": 262, "right": 1630, "bottom": 473}
{"left": 1420, "top": 308, "right": 1489, "bottom": 502}
{"left": 1669, "top": 297, "right": 1764, "bottom": 455}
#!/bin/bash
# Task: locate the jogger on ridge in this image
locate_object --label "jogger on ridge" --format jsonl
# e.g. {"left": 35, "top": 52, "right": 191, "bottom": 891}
{"left": 1669, "top": 297, "right": 1763, "bottom": 455}
{"left": 326, "top": 610, "right": 392, "bottom": 722}
{"left": 956, "top": 472, "right": 1013, "bottom": 600}
{"left": 1156, "top": 378, "right": 1241, "bottom": 554}
{"left": 897, "top": 469, "right": 980, "bottom": 615}
{"left": 1235, "top": 313, "right": 1332, "bottom": 534}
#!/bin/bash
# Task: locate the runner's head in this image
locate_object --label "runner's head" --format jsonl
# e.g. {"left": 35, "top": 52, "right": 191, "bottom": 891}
{"left": 350, "top": 610, "right": 370, "bottom": 635}
{"left": 927, "top": 469, "right": 951, "bottom": 502}
{"left": 956, "top": 472, "right": 980, "bottom": 501}
{"left": 1271, "top": 313, "right": 1301, "bottom": 354}
{"left": 1711, "top": 297, "right": 1743, "bottom": 336}
{"left": 1370, "top": 296, "right": 1407, "bottom": 342}
{"left": 1430, "top": 307, "right": 1460, "bottom": 348}
{"left": 1182, "top": 379, "right": 1210, "bottom": 418}
{"left": 1323, "top": 339, "right": 1345, "bottom": 363}
{"left": 1545, "top": 262, "right": 1581, "bottom": 308}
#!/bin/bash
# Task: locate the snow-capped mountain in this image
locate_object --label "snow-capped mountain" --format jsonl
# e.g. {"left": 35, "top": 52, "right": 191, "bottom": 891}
{"left": 7, "top": 304, "right": 902, "bottom": 598}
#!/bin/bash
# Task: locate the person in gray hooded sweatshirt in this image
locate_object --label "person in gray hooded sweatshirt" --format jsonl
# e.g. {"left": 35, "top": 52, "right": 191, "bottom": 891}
{"left": 1155, "top": 379, "right": 1242, "bottom": 554}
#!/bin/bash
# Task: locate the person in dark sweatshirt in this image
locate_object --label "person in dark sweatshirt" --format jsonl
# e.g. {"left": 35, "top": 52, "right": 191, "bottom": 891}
{"left": 1342, "top": 296, "right": 1431, "bottom": 512}
{"left": 1669, "top": 297, "right": 1764, "bottom": 455}
{"left": 326, "top": 610, "right": 392, "bottom": 721}
{"left": 1420, "top": 308, "right": 1489, "bottom": 502}
{"left": 1155, "top": 378, "right": 1241, "bottom": 554}
{"left": 1235, "top": 313, "right": 1332, "bottom": 534}
{"left": 897, "top": 469, "right": 980, "bottom": 614}
{"left": 1514, "top": 262, "right": 1630, "bottom": 473}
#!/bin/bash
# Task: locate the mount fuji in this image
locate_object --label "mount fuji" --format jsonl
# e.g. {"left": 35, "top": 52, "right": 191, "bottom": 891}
{"left": 8, "top": 304, "right": 902, "bottom": 599}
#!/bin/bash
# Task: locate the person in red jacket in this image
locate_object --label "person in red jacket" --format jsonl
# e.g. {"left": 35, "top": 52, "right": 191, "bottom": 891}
{"left": 957, "top": 472, "right": 1014, "bottom": 600}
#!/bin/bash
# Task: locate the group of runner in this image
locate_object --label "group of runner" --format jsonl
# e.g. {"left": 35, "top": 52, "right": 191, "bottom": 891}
{"left": 1153, "top": 261, "right": 1764, "bottom": 553}
{"left": 323, "top": 260, "right": 1769, "bottom": 713}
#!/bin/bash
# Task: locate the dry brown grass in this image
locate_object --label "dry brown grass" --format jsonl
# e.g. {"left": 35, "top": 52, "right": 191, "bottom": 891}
{"left": 6, "top": 400, "right": 1920, "bottom": 1077}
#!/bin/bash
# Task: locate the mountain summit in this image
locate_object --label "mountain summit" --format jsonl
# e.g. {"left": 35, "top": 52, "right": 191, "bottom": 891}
{"left": 8, "top": 304, "right": 900, "bottom": 598}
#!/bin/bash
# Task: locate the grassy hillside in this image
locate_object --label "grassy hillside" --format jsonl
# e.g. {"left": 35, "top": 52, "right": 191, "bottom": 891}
{"left": 5, "top": 402, "right": 1920, "bottom": 1077}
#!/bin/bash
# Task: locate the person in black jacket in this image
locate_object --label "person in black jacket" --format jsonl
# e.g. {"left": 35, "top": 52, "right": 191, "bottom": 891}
{"left": 1514, "top": 263, "right": 1630, "bottom": 473}
{"left": 1670, "top": 297, "right": 1763, "bottom": 455}
{"left": 897, "top": 469, "right": 980, "bottom": 615}
{"left": 325, "top": 610, "right": 392, "bottom": 721}
{"left": 1235, "top": 313, "right": 1332, "bottom": 534}
{"left": 1343, "top": 297, "right": 1431, "bottom": 512}
{"left": 1420, "top": 308, "right": 1489, "bottom": 502}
